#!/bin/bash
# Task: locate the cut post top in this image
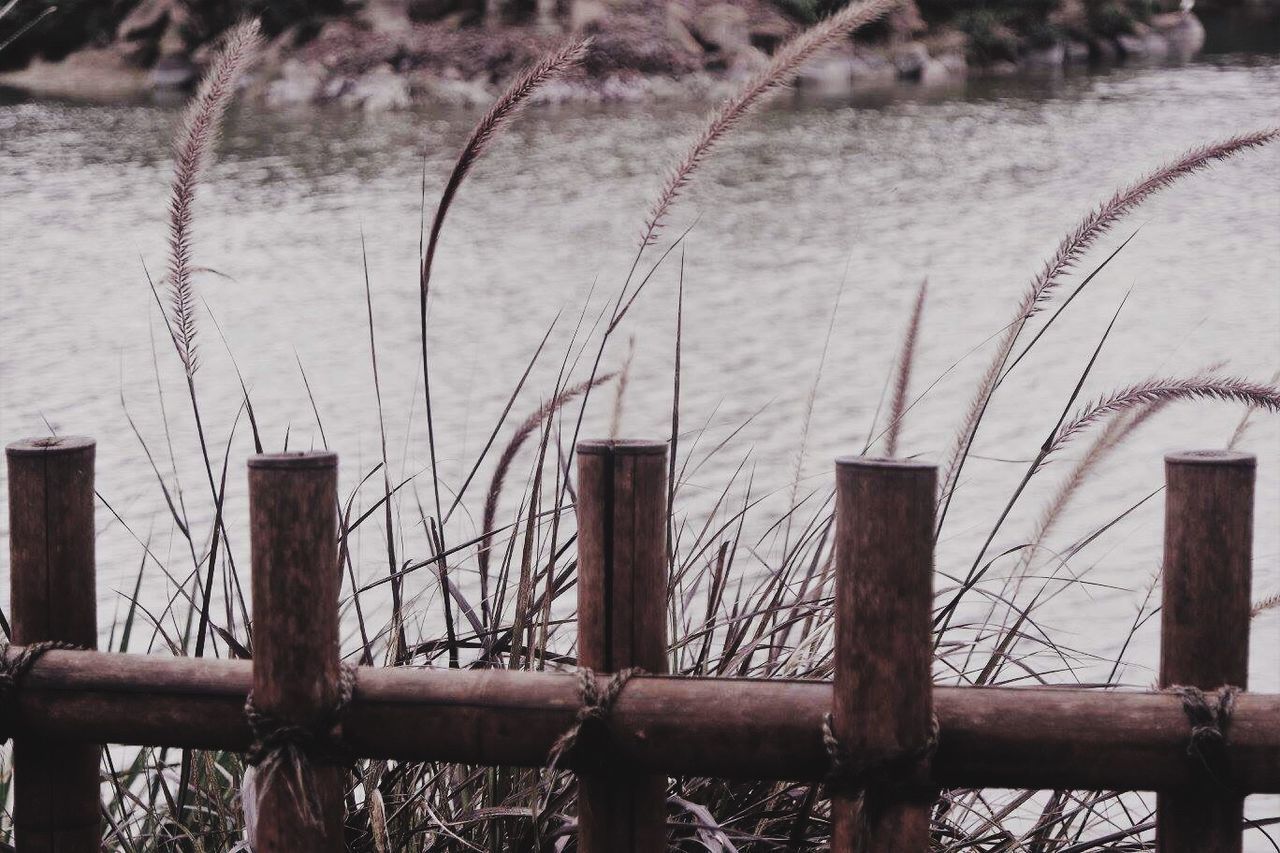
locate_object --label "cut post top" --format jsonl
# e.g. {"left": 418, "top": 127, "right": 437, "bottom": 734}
{"left": 1165, "top": 449, "right": 1256, "bottom": 468}
{"left": 577, "top": 439, "right": 667, "bottom": 456}
{"left": 248, "top": 451, "right": 338, "bottom": 470}
{"left": 835, "top": 454, "right": 935, "bottom": 473}
{"left": 5, "top": 435, "right": 95, "bottom": 457}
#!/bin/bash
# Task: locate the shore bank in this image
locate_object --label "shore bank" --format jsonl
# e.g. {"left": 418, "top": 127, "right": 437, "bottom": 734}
{"left": 0, "top": 0, "right": 1253, "bottom": 109}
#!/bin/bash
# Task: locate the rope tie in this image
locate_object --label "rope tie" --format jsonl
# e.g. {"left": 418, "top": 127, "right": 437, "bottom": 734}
{"left": 244, "top": 661, "right": 358, "bottom": 823}
{"left": 545, "top": 666, "right": 643, "bottom": 772}
{"left": 822, "top": 711, "right": 940, "bottom": 806}
{"left": 1168, "top": 684, "right": 1240, "bottom": 791}
{"left": 0, "top": 641, "right": 85, "bottom": 741}
{"left": 533, "top": 667, "right": 644, "bottom": 838}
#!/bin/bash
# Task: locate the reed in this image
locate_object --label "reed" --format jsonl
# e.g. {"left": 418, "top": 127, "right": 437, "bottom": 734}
{"left": 10, "top": 12, "right": 1280, "bottom": 853}
{"left": 641, "top": 0, "right": 902, "bottom": 247}
{"left": 166, "top": 19, "right": 262, "bottom": 378}
{"left": 1049, "top": 376, "right": 1280, "bottom": 453}
{"left": 884, "top": 278, "right": 927, "bottom": 458}
{"left": 939, "top": 128, "right": 1280, "bottom": 517}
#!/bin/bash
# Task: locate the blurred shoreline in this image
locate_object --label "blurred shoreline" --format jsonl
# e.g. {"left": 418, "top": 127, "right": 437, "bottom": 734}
{"left": 2, "top": 0, "right": 1276, "bottom": 109}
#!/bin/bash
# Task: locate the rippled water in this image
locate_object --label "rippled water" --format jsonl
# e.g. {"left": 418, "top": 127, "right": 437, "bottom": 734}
{"left": 2, "top": 51, "right": 1279, "bottom": 837}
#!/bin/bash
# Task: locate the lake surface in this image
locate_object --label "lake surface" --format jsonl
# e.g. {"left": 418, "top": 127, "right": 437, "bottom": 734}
{"left": 2, "top": 44, "right": 1279, "bottom": 839}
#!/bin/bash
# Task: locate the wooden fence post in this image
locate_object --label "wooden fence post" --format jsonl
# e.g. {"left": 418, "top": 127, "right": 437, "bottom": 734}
{"left": 575, "top": 439, "right": 669, "bottom": 852}
{"left": 248, "top": 451, "right": 345, "bottom": 851}
{"left": 1157, "top": 450, "right": 1254, "bottom": 853}
{"left": 6, "top": 436, "right": 101, "bottom": 852}
{"left": 832, "top": 457, "right": 936, "bottom": 852}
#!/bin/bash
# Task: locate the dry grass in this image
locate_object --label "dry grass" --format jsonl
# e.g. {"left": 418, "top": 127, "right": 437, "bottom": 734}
{"left": 166, "top": 19, "right": 262, "bottom": 378}
{"left": 4, "top": 8, "right": 1279, "bottom": 852}
{"left": 939, "top": 128, "right": 1280, "bottom": 514}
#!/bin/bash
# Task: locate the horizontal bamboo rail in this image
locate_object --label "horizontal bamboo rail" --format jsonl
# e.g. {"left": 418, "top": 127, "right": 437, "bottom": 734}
{"left": 10, "top": 650, "right": 1280, "bottom": 793}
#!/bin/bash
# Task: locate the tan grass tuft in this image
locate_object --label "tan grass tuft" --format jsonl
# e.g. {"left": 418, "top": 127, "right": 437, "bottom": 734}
{"left": 640, "top": 0, "right": 901, "bottom": 247}
{"left": 1049, "top": 376, "right": 1280, "bottom": 454}
{"left": 940, "top": 128, "right": 1280, "bottom": 501}
{"left": 167, "top": 19, "right": 262, "bottom": 377}
{"left": 885, "top": 278, "right": 927, "bottom": 458}
{"left": 419, "top": 38, "right": 591, "bottom": 296}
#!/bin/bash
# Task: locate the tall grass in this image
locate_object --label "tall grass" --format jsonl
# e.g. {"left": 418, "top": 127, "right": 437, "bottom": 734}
{"left": 3, "top": 3, "right": 1279, "bottom": 850}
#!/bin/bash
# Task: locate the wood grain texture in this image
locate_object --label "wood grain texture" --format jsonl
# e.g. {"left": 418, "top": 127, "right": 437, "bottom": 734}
{"left": 1157, "top": 450, "right": 1254, "bottom": 853}
{"left": 832, "top": 457, "right": 935, "bottom": 852}
{"left": 12, "top": 650, "right": 1280, "bottom": 792}
{"left": 576, "top": 440, "right": 669, "bottom": 853}
{"left": 6, "top": 436, "right": 100, "bottom": 853}
{"left": 248, "top": 452, "right": 344, "bottom": 851}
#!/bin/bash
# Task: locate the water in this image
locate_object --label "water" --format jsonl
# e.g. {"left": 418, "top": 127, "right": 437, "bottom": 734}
{"left": 1, "top": 49, "right": 1279, "bottom": 839}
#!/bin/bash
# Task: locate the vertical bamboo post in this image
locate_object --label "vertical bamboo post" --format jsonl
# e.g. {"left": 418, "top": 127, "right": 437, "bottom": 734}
{"left": 1157, "top": 450, "right": 1254, "bottom": 853}
{"left": 832, "top": 457, "right": 936, "bottom": 852}
{"left": 248, "top": 451, "right": 345, "bottom": 851}
{"left": 6, "top": 436, "right": 101, "bottom": 852}
{"left": 575, "top": 439, "right": 669, "bottom": 852}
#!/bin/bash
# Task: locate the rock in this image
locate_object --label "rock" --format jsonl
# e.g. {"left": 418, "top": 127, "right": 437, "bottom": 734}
{"left": 887, "top": 0, "right": 926, "bottom": 41}
{"left": 570, "top": 0, "right": 608, "bottom": 32}
{"left": 727, "top": 45, "right": 770, "bottom": 79}
{"left": 691, "top": 3, "right": 751, "bottom": 57}
{"left": 528, "top": 78, "right": 591, "bottom": 104}
{"left": 1050, "top": 0, "right": 1088, "bottom": 31}
{"left": 1089, "top": 36, "right": 1120, "bottom": 64}
{"left": 116, "top": 0, "right": 172, "bottom": 44}
{"left": 891, "top": 41, "right": 930, "bottom": 80}
{"left": 0, "top": 47, "right": 150, "bottom": 101}
{"left": 360, "top": 0, "right": 414, "bottom": 34}
{"left": 343, "top": 66, "right": 411, "bottom": 111}
{"left": 414, "top": 74, "right": 493, "bottom": 106}
{"left": 1021, "top": 41, "right": 1065, "bottom": 70}
{"left": 266, "top": 59, "right": 326, "bottom": 106}
{"left": 747, "top": 9, "right": 792, "bottom": 54}
{"left": 666, "top": 3, "right": 704, "bottom": 55}
{"left": 150, "top": 53, "right": 197, "bottom": 89}
{"left": 936, "top": 51, "right": 968, "bottom": 77}
{"left": 919, "top": 57, "right": 953, "bottom": 86}
{"left": 849, "top": 52, "right": 897, "bottom": 84}
{"left": 599, "top": 75, "right": 648, "bottom": 101}
{"left": 118, "top": 35, "right": 160, "bottom": 69}
{"left": 322, "top": 75, "right": 352, "bottom": 100}
{"left": 1153, "top": 11, "right": 1205, "bottom": 60}
{"left": 796, "top": 53, "right": 856, "bottom": 94}
{"left": 408, "top": 0, "right": 482, "bottom": 23}
{"left": 1116, "top": 27, "right": 1169, "bottom": 60}
{"left": 1065, "top": 39, "right": 1091, "bottom": 64}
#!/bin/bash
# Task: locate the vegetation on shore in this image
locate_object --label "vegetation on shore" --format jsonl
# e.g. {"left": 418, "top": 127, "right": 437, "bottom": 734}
{"left": 0, "top": 0, "right": 1251, "bottom": 106}
{"left": 3, "top": 1, "right": 1279, "bottom": 849}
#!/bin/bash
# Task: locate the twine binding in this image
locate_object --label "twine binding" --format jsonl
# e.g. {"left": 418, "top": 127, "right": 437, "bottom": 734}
{"left": 0, "top": 641, "right": 85, "bottom": 741}
{"left": 244, "top": 661, "right": 359, "bottom": 825}
{"left": 545, "top": 666, "right": 643, "bottom": 772}
{"left": 533, "top": 667, "right": 644, "bottom": 837}
{"left": 822, "top": 711, "right": 940, "bottom": 806}
{"left": 1168, "top": 683, "right": 1240, "bottom": 792}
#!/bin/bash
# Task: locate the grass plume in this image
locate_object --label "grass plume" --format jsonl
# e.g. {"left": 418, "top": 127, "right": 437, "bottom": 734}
{"left": 1050, "top": 376, "right": 1280, "bottom": 453}
{"left": 416, "top": 37, "right": 591, "bottom": 562}
{"left": 885, "top": 278, "right": 927, "bottom": 458}
{"left": 641, "top": 0, "right": 901, "bottom": 247}
{"left": 939, "top": 128, "right": 1280, "bottom": 510}
{"left": 166, "top": 19, "right": 262, "bottom": 378}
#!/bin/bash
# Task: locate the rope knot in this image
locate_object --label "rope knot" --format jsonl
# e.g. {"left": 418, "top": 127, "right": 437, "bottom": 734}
{"left": 822, "top": 711, "right": 939, "bottom": 806}
{"left": 0, "top": 641, "right": 85, "bottom": 741}
{"left": 244, "top": 662, "right": 358, "bottom": 824}
{"left": 1168, "top": 684, "right": 1240, "bottom": 791}
{"left": 546, "top": 667, "right": 643, "bottom": 773}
